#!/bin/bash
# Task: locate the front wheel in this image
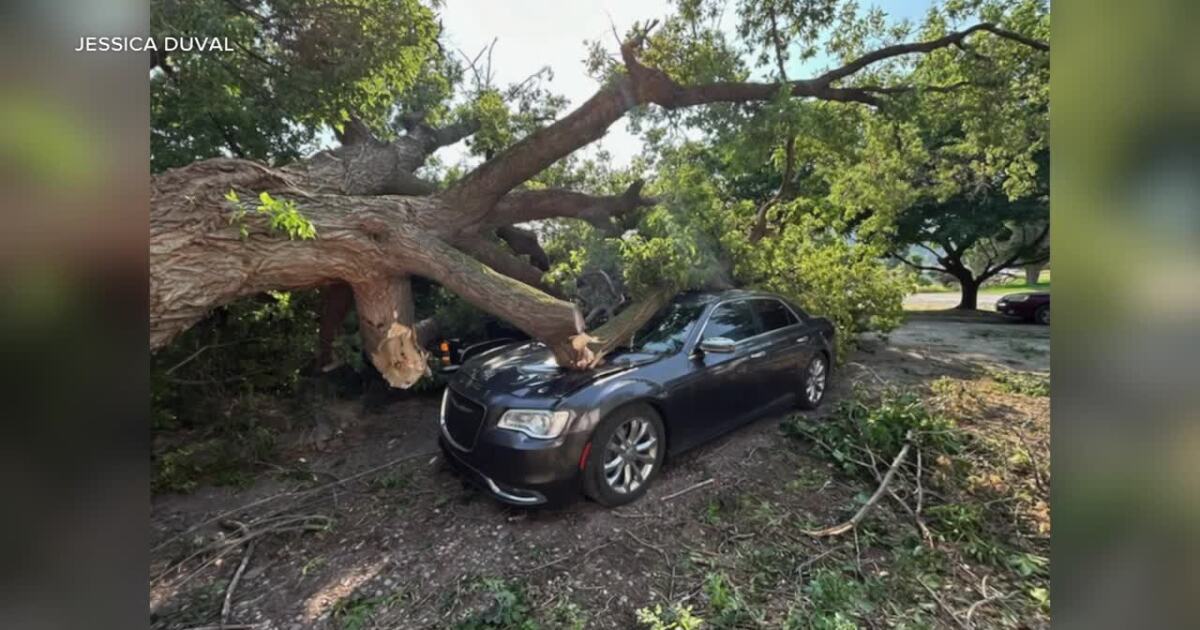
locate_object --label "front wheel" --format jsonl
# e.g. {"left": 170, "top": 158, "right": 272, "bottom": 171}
{"left": 583, "top": 404, "right": 665, "bottom": 507}
{"left": 797, "top": 354, "right": 829, "bottom": 410}
{"left": 1034, "top": 305, "right": 1049, "bottom": 325}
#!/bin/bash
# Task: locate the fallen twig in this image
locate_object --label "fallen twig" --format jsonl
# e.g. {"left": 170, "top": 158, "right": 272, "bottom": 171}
{"left": 155, "top": 514, "right": 331, "bottom": 588}
{"left": 918, "top": 578, "right": 968, "bottom": 629}
{"left": 153, "top": 452, "right": 427, "bottom": 554}
{"left": 965, "top": 575, "right": 1010, "bottom": 626}
{"left": 803, "top": 432, "right": 913, "bottom": 537}
{"left": 847, "top": 361, "right": 887, "bottom": 385}
{"left": 661, "top": 478, "right": 714, "bottom": 502}
{"left": 221, "top": 520, "right": 256, "bottom": 627}
{"left": 627, "top": 531, "right": 671, "bottom": 564}
{"left": 795, "top": 546, "right": 840, "bottom": 575}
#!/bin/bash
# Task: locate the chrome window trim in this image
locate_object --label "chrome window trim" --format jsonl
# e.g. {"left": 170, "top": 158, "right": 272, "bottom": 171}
{"left": 690, "top": 296, "right": 806, "bottom": 352}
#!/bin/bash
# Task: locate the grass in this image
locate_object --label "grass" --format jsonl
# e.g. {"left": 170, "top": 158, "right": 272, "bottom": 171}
{"left": 919, "top": 280, "right": 1050, "bottom": 295}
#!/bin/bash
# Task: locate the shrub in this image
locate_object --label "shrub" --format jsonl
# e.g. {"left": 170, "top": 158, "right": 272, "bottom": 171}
{"left": 733, "top": 227, "right": 912, "bottom": 359}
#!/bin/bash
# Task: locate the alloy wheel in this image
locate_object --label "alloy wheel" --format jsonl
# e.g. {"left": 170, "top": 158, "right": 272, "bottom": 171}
{"left": 805, "top": 356, "right": 827, "bottom": 404}
{"left": 602, "top": 416, "right": 659, "bottom": 494}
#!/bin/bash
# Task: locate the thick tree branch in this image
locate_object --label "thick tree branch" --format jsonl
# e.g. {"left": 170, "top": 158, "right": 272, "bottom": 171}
{"left": 300, "top": 113, "right": 479, "bottom": 196}
{"left": 489, "top": 180, "right": 655, "bottom": 232}
{"left": 890, "top": 251, "right": 948, "bottom": 274}
{"left": 496, "top": 225, "right": 550, "bottom": 270}
{"left": 981, "top": 223, "right": 1051, "bottom": 279}
{"left": 815, "top": 23, "right": 1045, "bottom": 86}
{"left": 333, "top": 114, "right": 377, "bottom": 146}
{"left": 447, "top": 22, "right": 1048, "bottom": 220}
{"left": 749, "top": 135, "right": 797, "bottom": 243}
{"left": 453, "top": 235, "right": 555, "bottom": 293}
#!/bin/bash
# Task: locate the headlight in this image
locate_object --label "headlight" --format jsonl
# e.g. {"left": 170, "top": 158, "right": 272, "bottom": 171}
{"left": 1005, "top": 294, "right": 1030, "bottom": 302}
{"left": 498, "top": 409, "right": 571, "bottom": 439}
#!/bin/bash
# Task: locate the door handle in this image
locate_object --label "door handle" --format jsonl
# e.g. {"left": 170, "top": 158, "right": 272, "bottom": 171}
{"left": 796, "top": 335, "right": 810, "bottom": 344}
{"left": 749, "top": 351, "right": 766, "bottom": 359}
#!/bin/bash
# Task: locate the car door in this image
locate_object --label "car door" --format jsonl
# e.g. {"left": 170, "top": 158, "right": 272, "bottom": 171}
{"left": 746, "top": 298, "right": 809, "bottom": 408}
{"left": 675, "top": 300, "right": 764, "bottom": 443}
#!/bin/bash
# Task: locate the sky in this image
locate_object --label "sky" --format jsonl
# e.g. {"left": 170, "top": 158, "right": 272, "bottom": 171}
{"left": 434, "top": 0, "right": 935, "bottom": 168}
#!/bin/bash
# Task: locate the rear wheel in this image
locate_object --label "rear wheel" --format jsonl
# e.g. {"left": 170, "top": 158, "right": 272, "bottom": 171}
{"left": 1034, "top": 305, "right": 1050, "bottom": 325}
{"left": 583, "top": 404, "right": 665, "bottom": 507}
{"left": 797, "top": 353, "right": 829, "bottom": 410}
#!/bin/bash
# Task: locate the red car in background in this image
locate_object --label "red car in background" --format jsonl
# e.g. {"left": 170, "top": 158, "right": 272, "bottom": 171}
{"left": 995, "top": 292, "right": 1050, "bottom": 325}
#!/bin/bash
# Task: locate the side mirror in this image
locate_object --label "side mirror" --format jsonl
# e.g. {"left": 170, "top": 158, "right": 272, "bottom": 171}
{"left": 698, "top": 337, "right": 736, "bottom": 355}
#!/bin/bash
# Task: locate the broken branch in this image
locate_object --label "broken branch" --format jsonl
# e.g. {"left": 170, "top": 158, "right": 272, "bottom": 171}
{"left": 803, "top": 431, "right": 914, "bottom": 537}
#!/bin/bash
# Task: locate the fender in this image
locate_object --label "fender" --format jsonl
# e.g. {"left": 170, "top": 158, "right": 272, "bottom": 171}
{"left": 562, "top": 375, "right": 668, "bottom": 436}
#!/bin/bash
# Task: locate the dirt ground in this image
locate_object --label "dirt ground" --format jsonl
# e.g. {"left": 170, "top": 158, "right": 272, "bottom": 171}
{"left": 150, "top": 312, "right": 1049, "bottom": 629}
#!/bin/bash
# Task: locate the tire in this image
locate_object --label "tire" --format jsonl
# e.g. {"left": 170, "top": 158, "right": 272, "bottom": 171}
{"left": 582, "top": 403, "right": 666, "bottom": 507}
{"left": 797, "top": 353, "right": 830, "bottom": 410}
{"left": 1034, "top": 305, "right": 1049, "bottom": 326}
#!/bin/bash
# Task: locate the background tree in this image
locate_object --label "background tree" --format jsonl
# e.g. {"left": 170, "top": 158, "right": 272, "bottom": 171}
{"left": 150, "top": 0, "right": 1050, "bottom": 390}
{"left": 893, "top": 181, "right": 1049, "bottom": 308}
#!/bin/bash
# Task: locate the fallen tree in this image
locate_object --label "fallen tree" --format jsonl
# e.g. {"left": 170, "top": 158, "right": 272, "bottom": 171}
{"left": 150, "top": 20, "right": 1048, "bottom": 388}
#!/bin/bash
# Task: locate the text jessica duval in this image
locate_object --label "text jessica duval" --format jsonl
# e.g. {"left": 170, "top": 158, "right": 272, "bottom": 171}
{"left": 75, "top": 37, "right": 230, "bottom": 52}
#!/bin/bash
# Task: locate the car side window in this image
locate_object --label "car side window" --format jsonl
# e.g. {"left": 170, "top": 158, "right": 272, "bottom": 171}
{"left": 702, "top": 301, "right": 761, "bottom": 342}
{"left": 752, "top": 299, "right": 799, "bottom": 332}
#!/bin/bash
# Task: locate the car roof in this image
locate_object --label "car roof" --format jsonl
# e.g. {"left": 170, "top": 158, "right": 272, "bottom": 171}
{"left": 674, "top": 289, "right": 785, "bottom": 305}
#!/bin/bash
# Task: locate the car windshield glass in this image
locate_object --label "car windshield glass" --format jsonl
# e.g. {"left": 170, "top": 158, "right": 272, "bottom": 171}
{"left": 628, "top": 302, "right": 705, "bottom": 355}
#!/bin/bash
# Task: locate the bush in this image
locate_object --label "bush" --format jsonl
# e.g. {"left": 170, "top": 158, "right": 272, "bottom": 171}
{"left": 733, "top": 226, "right": 912, "bottom": 359}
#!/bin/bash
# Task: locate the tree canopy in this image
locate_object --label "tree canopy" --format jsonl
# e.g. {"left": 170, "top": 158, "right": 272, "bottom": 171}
{"left": 149, "top": 0, "right": 1051, "bottom": 393}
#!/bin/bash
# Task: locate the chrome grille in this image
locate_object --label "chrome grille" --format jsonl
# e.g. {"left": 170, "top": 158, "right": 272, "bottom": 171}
{"left": 441, "top": 388, "right": 485, "bottom": 450}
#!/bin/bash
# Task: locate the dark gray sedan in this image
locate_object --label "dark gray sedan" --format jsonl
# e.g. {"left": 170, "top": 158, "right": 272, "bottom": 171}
{"left": 438, "top": 290, "right": 836, "bottom": 507}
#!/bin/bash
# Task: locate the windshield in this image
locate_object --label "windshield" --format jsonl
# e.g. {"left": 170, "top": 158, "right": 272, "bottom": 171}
{"left": 627, "top": 302, "right": 705, "bottom": 355}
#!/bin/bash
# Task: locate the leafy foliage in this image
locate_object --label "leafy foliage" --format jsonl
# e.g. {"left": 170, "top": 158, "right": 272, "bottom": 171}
{"left": 987, "top": 367, "right": 1050, "bottom": 397}
{"left": 733, "top": 225, "right": 911, "bottom": 358}
{"left": 636, "top": 603, "right": 704, "bottom": 630}
{"left": 331, "top": 590, "right": 407, "bottom": 630}
{"left": 151, "top": 0, "right": 444, "bottom": 170}
{"left": 226, "top": 190, "right": 317, "bottom": 240}
{"left": 455, "top": 578, "right": 536, "bottom": 630}
{"left": 786, "top": 386, "right": 961, "bottom": 477}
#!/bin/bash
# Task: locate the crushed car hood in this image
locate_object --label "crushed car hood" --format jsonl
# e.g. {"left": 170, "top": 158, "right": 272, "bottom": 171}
{"left": 455, "top": 341, "right": 659, "bottom": 399}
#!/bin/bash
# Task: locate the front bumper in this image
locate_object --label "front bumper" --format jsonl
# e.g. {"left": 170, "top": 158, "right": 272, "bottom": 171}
{"left": 995, "top": 301, "right": 1027, "bottom": 318}
{"left": 439, "top": 436, "right": 583, "bottom": 506}
{"left": 438, "top": 385, "right": 587, "bottom": 507}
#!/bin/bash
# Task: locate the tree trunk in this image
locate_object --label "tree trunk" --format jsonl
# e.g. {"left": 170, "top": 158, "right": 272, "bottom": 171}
{"left": 956, "top": 275, "right": 981, "bottom": 310}
{"left": 352, "top": 276, "right": 429, "bottom": 388}
{"left": 1024, "top": 264, "right": 1044, "bottom": 285}
{"left": 316, "top": 282, "right": 354, "bottom": 371}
